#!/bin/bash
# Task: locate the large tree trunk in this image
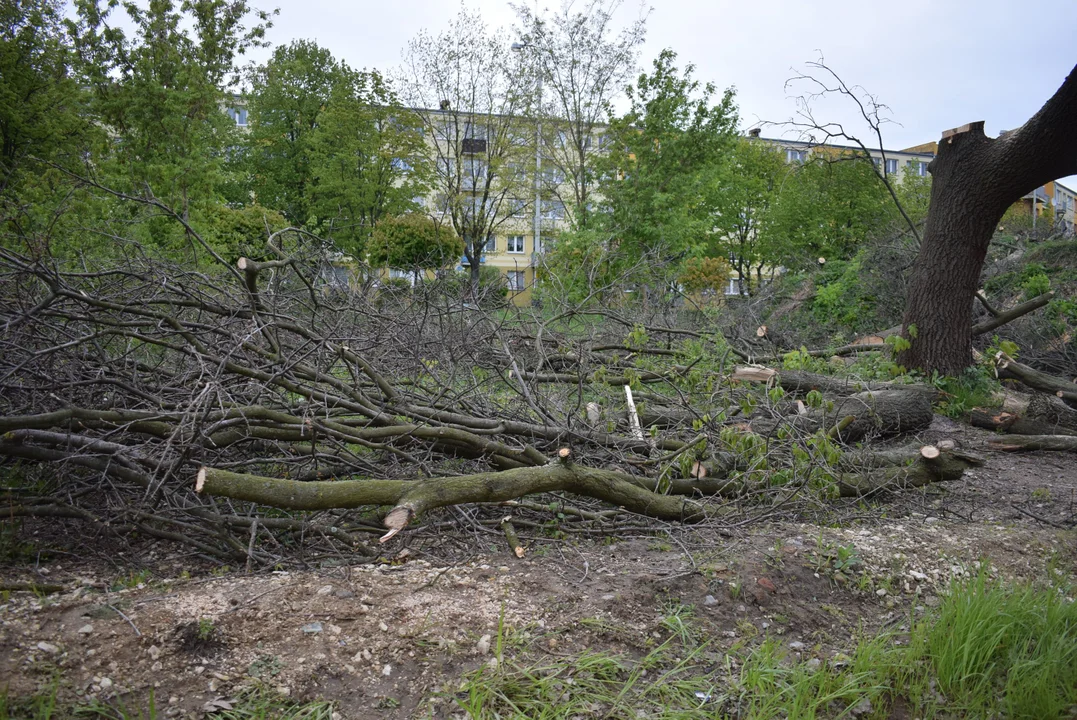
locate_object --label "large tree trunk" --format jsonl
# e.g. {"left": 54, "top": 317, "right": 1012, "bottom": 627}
{"left": 897, "top": 65, "right": 1077, "bottom": 376}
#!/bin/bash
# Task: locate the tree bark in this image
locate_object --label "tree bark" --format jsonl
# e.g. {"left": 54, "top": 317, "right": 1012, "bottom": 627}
{"left": 897, "top": 64, "right": 1077, "bottom": 376}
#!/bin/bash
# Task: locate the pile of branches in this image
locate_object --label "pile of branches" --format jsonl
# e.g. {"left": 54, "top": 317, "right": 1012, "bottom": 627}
{"left": 0, "top": 239, "right": 994, "bottom": 565}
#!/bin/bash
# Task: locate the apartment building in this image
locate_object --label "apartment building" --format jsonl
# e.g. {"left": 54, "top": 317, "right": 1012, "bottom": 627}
{"left": 747, "top": 129, "right": 934, "bottom": 183}
{"left": 225, "top": 95, "right": 1076, "bottom": 305}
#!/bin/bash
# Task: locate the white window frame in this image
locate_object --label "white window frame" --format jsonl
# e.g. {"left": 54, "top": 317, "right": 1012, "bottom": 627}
{"left": 484, "top": 234, "right": 496, "bottom": 253}
{"left": 786, "top": 148, "right": 806, "bottom": 163}
{"left": 507, "top": 235, "right": 525, "bottom": 253}
{"left": 884, "top": 158, "right": 898, "bottom": 175}
{"left": 507, "top": 271, "right": 526, "bottom": 292}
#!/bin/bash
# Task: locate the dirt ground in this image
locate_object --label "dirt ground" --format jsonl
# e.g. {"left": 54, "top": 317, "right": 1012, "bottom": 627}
{"left": 2, "top": 421, "right": 1076, "bottom": 719}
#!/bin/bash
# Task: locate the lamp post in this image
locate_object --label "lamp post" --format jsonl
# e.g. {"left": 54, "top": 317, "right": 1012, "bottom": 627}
{"left": 511, "top": 41, "right": 542, "bottom": 256}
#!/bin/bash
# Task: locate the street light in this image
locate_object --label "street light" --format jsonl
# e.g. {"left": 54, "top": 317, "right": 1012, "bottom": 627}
{"left": 511, "top": 41, "right": 542, "bottom": 256}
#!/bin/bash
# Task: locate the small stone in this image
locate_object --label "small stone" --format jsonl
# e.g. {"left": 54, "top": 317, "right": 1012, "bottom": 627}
{"left": 148, "top": 645, "right": 161, "bottom": 660}
{"left": 378, "top": 621, "right": 389, "bottom": 632}
{"left": 328, "top": 624, "right": 342, "bottom": 636}
{"left": 168, "top": 696, "right": 178, "bottom": 705}
{"left": 924, "top": 517, "right": 940, "bottom": 524}
{"left": 277, "top": 686, "right": 290, "bottom": 697}
{"left": 301, "top": 622, "right": 323, "bottom": 634}
{"left": 333, "top": 589, "right": 355, "bottom": 599}
{"left": 151, "top": 662, "right": 162, "bottom": 672}
{"left": 850, "top": 697, "right": 872, "bottom": 716}
{"left": 876, "top": 588, "right": 887, "bottom": 597}
{"left": 486, "top": 657, "right": 499, "bottom": 670}
{"left": 316, "top": 585, "right": 334, "bottom": 596}
{"left": 362, "top": 649, "right": 372, "bottom": 661}
{"left": 789, "top": 641, "right": 806, "bottom": 651}
{"left": 77, "top": 624, "right": 94, "bottom": 635}
{"left": 194, "top": 666, "right": 205, "bottom": 675}
{"left": 476, "top": 634, "right": 492, "bottom": 654}
{"left": 98, "top": 677, "right": 113, "bottom": 690}
{"left": 36, "top": 641, "right": 60, "bottom": 654}
{"left": 351, "top": 651, "right": 364, "bottom": 663}
{"left": 703, "top": 595, "right": 718, "bottom": 606}
{"left": 806, "top": 658, "right": 821, "bottom": 670}
{"left": 381, "top": 664, "right": 392, "bottom": 677}
{"left": 757, "top": 577, "right": 777, "bottom": 593}
{"left": 736, "top": 604, "right": 747, "bottom": 613}
{"left": 601, "top": 594, "right": 616, "bottom": 601}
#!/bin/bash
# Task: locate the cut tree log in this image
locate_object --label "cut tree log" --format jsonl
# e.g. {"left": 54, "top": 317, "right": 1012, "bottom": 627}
{"left": 829, "top": 389, "right": 935, "bottom": 442}
{"left": 750, "top": 389, "right": 934, "bottom": 442}
{"left": 734, "top": 367, "right": 938, "bottom": 400}
{"left": 835, "top": 444, "right": 984, "bottom": 496}
{"left": 986, "top": 435, "right": 1077, "bottom": 452}
{"left": 500, "top": 518, "right": 525, "bottom": 558}
{"left": 968, "top": 390, "right": 1077, "bottom": 436}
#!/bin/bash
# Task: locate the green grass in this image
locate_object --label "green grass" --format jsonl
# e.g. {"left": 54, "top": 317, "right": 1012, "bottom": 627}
{"left": 450, "top": 571, "right": 1077, "bottom": 719}
{"left": 921, "top": 572, "right": 1077, "bottom": 719}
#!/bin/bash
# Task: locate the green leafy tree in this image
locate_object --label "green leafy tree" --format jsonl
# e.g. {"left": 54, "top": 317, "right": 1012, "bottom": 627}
{"left": 596, "top": 49, "right": 737, "bottom": 289}
{"left": 68, "top": 0, "right": 272, "bottom": 219}
{"left": 766, "top": 155, "right": 894, "bottom": 270}
{"left": 704, "top": 137, "right": 788, "bottom": 295}
{"left": 0, "top": 0, "right": 86, "bottom": 196}
{"left": 308, "top": 70, "right": 430, "bottom": 257}
{"left": 0, "top": 0, "right": 95, "bottom": 258}
{"left": 367, "top": 214, "right": 462, "bottom": 280}
{"left": 244, "top": 40, "right": 340, "bottom": 225}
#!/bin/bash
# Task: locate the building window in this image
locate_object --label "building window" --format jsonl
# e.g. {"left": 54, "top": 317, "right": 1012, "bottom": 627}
{"left": 907, "top": 160, "right": 927, "bottom": 177}
{"left": 484, "top": 234, "right": 496, "bottom": 253}
{"left": 543, "top": 166, "right": 565, "bottom": 185}
{"left": 725, "top": 277, "right": 742, "bottom": 296}
{"left": 786, "top": 149, "right": 807, "bottom": 163}
{"left": 509, "top": 198, "right": 528, "bottom": 218}
{"left": 507, "top": 235, "right": 525, "bottom": 253}
{"left": 541, "top": 200, "right": 566, "bottom": 219}
{"left": 507, "top": 271, "right": 525, "bottom": 292}
{"left": 227, "top": 107, "right": 247, "bottom": 126}
{"left": 884, "top": 159, "right": 898, "bottom": 175}
{"left": 391, "top": 157, "right": 412, "bottom": 172}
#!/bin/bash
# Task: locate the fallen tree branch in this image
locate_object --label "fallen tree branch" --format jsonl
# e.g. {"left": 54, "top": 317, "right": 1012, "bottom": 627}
{"left": 195, "top": 458, "right": 714, "bottom": 542}
{"left": 987, "top": 434, "right": 1077, "bottom": 452}
{"left": 994, "top": 352, "right": 1077, "bottom": 404}
{"left": 971, "top": 291, "right": 1055, "bottom": 336}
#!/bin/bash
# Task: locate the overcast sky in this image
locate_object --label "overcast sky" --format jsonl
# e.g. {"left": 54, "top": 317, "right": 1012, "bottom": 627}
{"left": 251, "top": 0, "right": 1076, "bottom": 186}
